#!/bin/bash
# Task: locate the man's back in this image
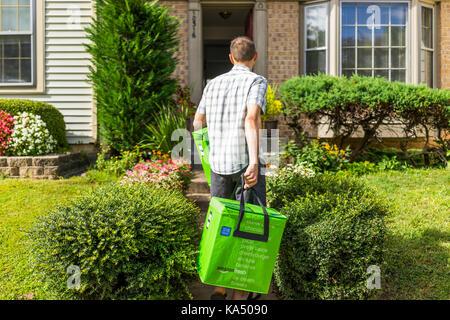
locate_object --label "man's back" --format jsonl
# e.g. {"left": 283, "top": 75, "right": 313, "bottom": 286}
{"left": 196, "top": 64, "right": 268, "bottom": 175}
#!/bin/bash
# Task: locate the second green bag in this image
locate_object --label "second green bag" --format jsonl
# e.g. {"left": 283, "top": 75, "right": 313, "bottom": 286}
{"left": 192, "top": 127, "right": 211, "bottom": 186}
{"left": 197, "top": 186, "right": 287, "bottom": 294}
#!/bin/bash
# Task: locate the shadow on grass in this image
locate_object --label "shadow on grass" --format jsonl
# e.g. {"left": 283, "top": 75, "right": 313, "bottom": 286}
{"left": 377, "top": 228, "right": 450, "bottom": 300}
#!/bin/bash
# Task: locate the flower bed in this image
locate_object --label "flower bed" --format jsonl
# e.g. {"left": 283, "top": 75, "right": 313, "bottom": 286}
{"left": 121, "top": 158, "right": 192, "bottom": 191}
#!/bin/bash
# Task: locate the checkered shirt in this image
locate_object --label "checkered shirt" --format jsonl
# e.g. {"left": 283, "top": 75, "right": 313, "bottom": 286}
{"left": 196, "top": 64, "right": 268, "bottom": 175}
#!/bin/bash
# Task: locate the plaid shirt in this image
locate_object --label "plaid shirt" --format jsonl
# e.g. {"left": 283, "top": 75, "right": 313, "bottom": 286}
{"left": 197, "top": 64, "right": 268, "bottom": 175}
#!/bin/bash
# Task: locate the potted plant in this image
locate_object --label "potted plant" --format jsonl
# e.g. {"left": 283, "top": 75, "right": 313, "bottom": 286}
{"left": 262, "top": 84, "right": 283, "bottom": 137}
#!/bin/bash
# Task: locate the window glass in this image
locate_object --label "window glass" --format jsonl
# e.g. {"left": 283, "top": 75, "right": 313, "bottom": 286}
{"left": 0, "top": 0, "right": 33, "bottom": 85}
{"left": 341, "top": 2, "right": 408, "bottom": 82}
{"left": 420, "top": 6, "right": 433, "bottom": 87}
{"left": 305, "top": 4, "right": 328, "bottom": 75}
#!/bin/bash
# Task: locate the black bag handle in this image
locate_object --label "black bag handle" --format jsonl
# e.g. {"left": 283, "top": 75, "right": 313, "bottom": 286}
{"left": 232, "top": 175, "right": 269, "bottom": 242}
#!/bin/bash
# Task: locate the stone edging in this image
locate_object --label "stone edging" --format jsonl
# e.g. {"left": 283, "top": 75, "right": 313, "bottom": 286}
{"left": 0, "top": 152, "right": 92, "bottom": 179}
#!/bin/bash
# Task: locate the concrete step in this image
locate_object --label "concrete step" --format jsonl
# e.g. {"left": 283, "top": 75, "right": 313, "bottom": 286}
{"left": 189, "top": 281, "right": 283, "bottom": 300}
{"left": 188, "top": 170, "right": 210, "bottom": 194}
{"left": 186, "top": 192, "right": 211, "bottom": 214}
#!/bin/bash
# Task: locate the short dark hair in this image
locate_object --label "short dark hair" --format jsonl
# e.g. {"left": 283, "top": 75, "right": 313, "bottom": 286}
{"left": 230, "top": 36, "right": 256, "bottom": 62}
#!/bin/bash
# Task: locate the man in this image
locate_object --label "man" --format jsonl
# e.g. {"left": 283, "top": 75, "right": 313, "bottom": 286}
{"left": 193, "top": 36, "right": 268, "bottom": 300}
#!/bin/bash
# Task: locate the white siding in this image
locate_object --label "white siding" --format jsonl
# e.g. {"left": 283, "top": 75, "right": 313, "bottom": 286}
{"left": 0, "top": 0, "right": 95, "bottom": 145}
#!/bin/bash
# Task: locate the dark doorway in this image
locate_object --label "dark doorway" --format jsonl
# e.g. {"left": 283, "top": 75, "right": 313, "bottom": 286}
{"left": 202, "top": 6, "right": 253, "bottom": 87}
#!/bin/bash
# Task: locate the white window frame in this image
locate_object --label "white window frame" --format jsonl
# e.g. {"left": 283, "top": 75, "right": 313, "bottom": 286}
{"left": 304, "top": 2, "right": 329, "bottom": 75}
{"left": 339, "top": 0, "right": 411, "bottom": 83}
{"left": 0, "top": 0, "right": 35, "bottom": 87}
{"left": 419, "top": 2, "right": 435, "bottom": 87}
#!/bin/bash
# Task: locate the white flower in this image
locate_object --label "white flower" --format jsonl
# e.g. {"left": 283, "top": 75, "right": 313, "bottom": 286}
{"left": 7, "top": 112, "right": 57, "bottom": 156}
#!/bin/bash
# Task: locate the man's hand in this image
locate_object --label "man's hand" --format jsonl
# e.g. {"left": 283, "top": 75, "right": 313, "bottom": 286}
{"left": 243, "top": 163, "right": 258, "bottom": 189}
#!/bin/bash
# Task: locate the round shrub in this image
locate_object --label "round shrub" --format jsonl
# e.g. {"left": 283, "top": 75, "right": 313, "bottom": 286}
{"left": 267, "top": 171, "right": 372, "bottom": 210}
{"left": 274, "top": 190, "right": 387, "bottom": 299}
{"left": 0, "top": 99, "right": 68, "bottom": 152}
{"left": 267, "top": 172, "right": 388, "bottom": 299}
{"left": 29, "top": 183, "right": 201, "bottom": 299}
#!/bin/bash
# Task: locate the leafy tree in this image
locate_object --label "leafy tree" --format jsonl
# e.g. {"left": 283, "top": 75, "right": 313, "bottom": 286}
{"left": 85, "top": 0, "right": 180, "bottom": 152}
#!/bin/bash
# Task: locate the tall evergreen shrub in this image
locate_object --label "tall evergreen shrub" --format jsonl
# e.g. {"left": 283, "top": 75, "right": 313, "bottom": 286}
{"left": 85, "top": 0, "right": 180, "bottom": 152}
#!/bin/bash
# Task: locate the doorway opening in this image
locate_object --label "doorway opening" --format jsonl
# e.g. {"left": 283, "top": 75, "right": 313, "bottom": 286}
{"left": 202, "top": 6, "right": 253, "bottom": 87}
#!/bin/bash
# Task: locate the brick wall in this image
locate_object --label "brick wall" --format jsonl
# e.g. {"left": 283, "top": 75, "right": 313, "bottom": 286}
{"left": 266, "top": 1, "right": 300, "bottom": 139}
{"left": 440, "top": 0, "right": 450, "bottom": 89}
{"left": 158, "top": 1, "right": 189, "bottom": 86}
{"left": 267, "top": 1, "right": 299, "bottom": 85}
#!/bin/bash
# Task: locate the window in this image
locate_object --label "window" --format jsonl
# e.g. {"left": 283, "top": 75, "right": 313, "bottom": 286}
{"left": 305, "top": 3, "right": 328, "bottom": 75}
{"left": 420, "top": 5, "right": 433, "bottom": 87}
{"left": 340, "top": 2, "right": 408, "bottom": 82}
{"left": 0, "top": 0, "right": 33, "bottom": 85}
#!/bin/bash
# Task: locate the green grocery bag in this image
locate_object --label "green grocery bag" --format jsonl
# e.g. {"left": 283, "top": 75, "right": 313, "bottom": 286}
{"left": 192, "top": 127, "right": 211, "bottom": 186}
{"left": 197, "top": 182, "right": 287, "bottom": 294}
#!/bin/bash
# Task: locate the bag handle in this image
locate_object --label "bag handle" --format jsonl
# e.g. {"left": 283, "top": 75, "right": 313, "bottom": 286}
{"left": 232, "top": 175, "right": 269, "bottom": 242}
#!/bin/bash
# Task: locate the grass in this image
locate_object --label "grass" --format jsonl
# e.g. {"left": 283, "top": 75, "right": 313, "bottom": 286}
{"left": 0, "top": 168, "right": 448, "bottom": 299}
{"left": 360, "top": 168, "right": 450, "bottom": 300}
{"left": 0, "top": 175, "right": 114, "bottom": 300}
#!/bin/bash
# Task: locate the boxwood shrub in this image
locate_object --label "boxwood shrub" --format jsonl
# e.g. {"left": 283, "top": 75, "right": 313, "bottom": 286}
{"left": 268, "top": 173, "right": 388, "bottom": 299}
{"left": 267, "top": 172, "right": 371, "bottom": 210}
{"left": 0, "top": 99, "right": 68, "bottom": 152}
{"left": 29, "top": 183, "right": 201, "bottom": 299}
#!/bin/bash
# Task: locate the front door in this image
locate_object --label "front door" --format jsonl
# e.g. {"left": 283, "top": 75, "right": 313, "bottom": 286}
{"left": 202, "top": 6, "right": 253, "bottom": 86}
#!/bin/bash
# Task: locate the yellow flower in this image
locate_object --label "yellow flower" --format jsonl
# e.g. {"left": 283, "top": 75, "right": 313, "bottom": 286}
{"left": 340, "top": 149, "right": 346, "bottom": 154}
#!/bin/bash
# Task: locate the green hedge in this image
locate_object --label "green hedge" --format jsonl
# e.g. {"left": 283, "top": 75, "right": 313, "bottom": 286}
{"left": 29, "top": 184, "right": 201, "bottom": 299}
{"left": 279, "top": 74, "right": 450, "bottom": 162}
{"left": 268, "top": 173, "right": 388, "bottom": 299}
{"left": 0, "top": 99, "right": 68, "bottom": 152}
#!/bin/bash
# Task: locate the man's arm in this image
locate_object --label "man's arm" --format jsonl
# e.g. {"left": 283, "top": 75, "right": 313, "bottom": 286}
{"left": 243, "top": 103, "right": 262, "bottom": 189}
{"left": 193, "top": 112, "right": 206, "bottom": 131}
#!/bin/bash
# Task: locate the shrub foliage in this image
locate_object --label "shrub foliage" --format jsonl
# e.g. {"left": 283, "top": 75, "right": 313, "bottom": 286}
{"left": 85, "top": 0, "right": 181, "bottom": 152}
{"left": 279, "top": 74, "right": 450, "bottom": 164}
{"left": 268, "top": 173, "right": 388, "bottom": 299}
{"left": 29, "top": 184, "right": 201, "bottom": 299}
{"left": 0, "top": 99, "right": 68, "bottom": 152}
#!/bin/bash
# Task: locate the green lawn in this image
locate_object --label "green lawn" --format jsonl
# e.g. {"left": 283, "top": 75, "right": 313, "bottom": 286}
{"left": 361, "top": 169, "right": 450, "bottom": 300}
{"left": 0, "top": 169, "right": 448, "bottom": 299}
{"left": 0, "top": 177, "right": 102, "bottom": 299}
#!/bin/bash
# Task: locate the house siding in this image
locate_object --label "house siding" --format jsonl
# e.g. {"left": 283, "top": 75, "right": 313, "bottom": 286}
{"left": 0, "top": 0, "right": 95, "bottom": 145}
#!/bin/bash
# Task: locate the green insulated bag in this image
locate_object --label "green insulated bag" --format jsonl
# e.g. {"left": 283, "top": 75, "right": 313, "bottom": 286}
{"left": 192, "top": 127, "right": 211, "bottom": 186}
{"left": 197, "top": 184, "right": 287, "bottom": 294}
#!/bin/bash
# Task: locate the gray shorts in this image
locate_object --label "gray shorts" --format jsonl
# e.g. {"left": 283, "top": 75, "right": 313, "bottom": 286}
{"left": 210, "top": 163, "right": 266, "bottom": 206}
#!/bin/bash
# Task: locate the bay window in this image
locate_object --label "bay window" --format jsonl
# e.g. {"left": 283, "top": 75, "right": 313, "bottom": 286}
{"left": 0, "top": 0, "right": 34, "bottom": 86}
{"left": 420, "top": 5, "right": 434, "bottom": 87}
{"left": 304, "top": 3, "right": 328, "bottom": 75}
{"left": 340, "top": 2, "right": 408, "bottom": 82}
